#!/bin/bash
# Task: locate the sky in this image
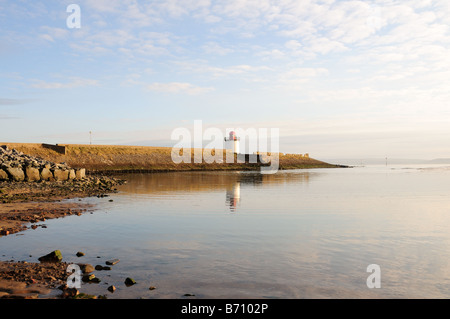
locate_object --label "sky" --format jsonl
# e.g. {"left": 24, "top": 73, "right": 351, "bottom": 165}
{"left": 0, "top": 0, "right": 449, "bottom": 159}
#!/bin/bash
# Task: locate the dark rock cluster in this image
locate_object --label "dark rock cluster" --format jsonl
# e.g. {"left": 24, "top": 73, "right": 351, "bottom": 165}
{"left": 0, "top": 145, "right": 85, "bottom": 182}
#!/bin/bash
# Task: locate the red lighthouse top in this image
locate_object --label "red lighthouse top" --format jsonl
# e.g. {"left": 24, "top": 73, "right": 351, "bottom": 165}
{"left": 229, "top": 131, "right": 238, "bottom": 140}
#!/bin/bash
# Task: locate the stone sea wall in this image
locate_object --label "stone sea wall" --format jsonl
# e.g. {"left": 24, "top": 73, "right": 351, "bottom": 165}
{"left": 0, "top": 145, "right": 85, "bottom": 182}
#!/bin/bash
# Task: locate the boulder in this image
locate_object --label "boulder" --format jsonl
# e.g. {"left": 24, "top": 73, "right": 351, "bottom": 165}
{"left": 25, "top": 166, "right": 40, "bottom": 182}
{"left": 68, "top": 169, "right": 76, "bottom": 180}
{"left": 0, "top": 147, "right": 87, "bottom": 183}
{"left": 38, "top": 250, "right": 63, "bottom": 263}
{"left": 75, "top": 168, "right": 86, "bottom": 180}
{"left": 53, "top": 169, "right": 69, "bottom": 181}
{"left": 0, "top": 169, "right": 8, "bottom": 180}
{"left": 40, "top": 167, "right": 53, "bottom": 181}
{"left": 6, "top": 167, "right": 25, "bottom": 182}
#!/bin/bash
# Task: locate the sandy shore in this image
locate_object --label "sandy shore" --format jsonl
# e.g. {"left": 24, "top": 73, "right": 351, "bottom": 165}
{"left": 0, "top": 201, "right": 94, "bottom": 236}
{"left": 0, "top": 175, "right": 124, "bottom": 234}
{"left": 0, "top": 175, "right": 125, "bottom": 299}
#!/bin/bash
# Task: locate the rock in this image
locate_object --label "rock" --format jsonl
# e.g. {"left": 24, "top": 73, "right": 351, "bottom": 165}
{"left": 95, "top": 265, "right": 111, "bottom": 271}
{"left": 75, "top": 168, "right": 85, "bottom": 180}
{"left": 0, "top": 291, "right": 10, "bottom": 298}
{"left": 124, "top": 277, "right": 136, "bottom": 286}
{"left": 76, "top": 252, "right": 85, "bottom": 257}
{"left": 107, "top": 285, "right": 116, "bottom": 293}
{"left": 68, "top": 169, "right": 76, "bottom": 180}
{"left": 0, "top": 230, "right": 10, "bottom": 236}
{"left": 82, "top": 274, "right": 96, "bottom": 282}
{"left": 105, "top": 259, "right": 120, "bottom": 266}
{"left": 53, "top": 169, "right": 69, "bottom": 181}
{"left": 40, "top": 167, "right": 53, "bottom": 181}
{"left": 38, "top": 250, "right": 63, "bottom": 263}
{"left": 25, "top": 166, "right": 40, "bottom": 182}
{"left": 0, "top": 169, "right": 8, "bottom": 180}
{"left": 61, "top": 287, "right": 79, "bottom": 298}
{"left": 149, "top": 286, "right": 156, "bottom": 290}
{"left": 78, "top": 263, "right": 94, "bottom": 274}
{"left": 6, "top": 167, "right": 25, "bottom": 182}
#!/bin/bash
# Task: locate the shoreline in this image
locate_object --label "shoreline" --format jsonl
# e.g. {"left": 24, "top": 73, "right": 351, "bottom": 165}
{"left": 0, "top": 174, "right": 126, "bottom": 299}
{"left": 0, "top": 174, "right": 125, "bottom": 236}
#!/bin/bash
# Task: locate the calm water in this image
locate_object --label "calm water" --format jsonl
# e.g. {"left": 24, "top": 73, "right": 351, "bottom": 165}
{"left": 1, "top": 165, "right": 450, "bottom": 298}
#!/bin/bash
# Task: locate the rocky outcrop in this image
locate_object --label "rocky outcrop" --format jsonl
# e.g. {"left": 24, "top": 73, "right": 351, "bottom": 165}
{"left": 0, "top": 145, "right": 85, "bottom": 182}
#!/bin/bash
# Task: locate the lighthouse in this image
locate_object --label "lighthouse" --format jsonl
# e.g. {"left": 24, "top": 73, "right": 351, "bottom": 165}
{"left": 224, "top": 131, "right": 240, "bottom": 154}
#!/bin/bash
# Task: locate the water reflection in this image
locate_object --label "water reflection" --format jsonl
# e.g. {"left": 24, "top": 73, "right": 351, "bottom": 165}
{"left": 225, "top": 182, "right": 240, "bottom": 211}
{"left": 5, "top": 166, "right": 450, "bottom": 298}
{"left": 116, "top": 170, "right": 314, "bottom": 211}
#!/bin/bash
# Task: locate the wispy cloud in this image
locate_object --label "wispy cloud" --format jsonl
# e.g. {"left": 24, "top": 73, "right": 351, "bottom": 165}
{"left": 30, "top": 77, "right": 99, "bottom": 89}
{"left": 0, "top": 98, "right": 35, "bottom": 105}
{"left": 39, "top": 26, "right": 69, "bottom": 42}
{"left": 146, "top": 82, "right": 214, "bottom": 95}
{"left": 0, "top": 115, "right": 20, "bottom": 120}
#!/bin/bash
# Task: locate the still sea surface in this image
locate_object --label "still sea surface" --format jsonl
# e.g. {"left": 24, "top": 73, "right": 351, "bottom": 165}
{"left": 1, "top": 165, "right": 450, "bottom": 298}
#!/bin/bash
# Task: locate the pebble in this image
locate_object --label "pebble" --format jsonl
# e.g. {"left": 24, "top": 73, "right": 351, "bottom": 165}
{"left": 95, "top": 264, "right": 111, "bottom": 271}
{"left": 105, "top": 259, "right": 120, "bottom": 266}
{"left": 61, "top": 287, "right": 79, "bottom": 298}
{"left": 124, "top": 277, "right": 136, "bottom": 286}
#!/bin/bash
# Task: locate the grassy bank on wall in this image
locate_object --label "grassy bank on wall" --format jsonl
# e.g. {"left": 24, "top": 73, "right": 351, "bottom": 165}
{"left": 1, "top": 143, "right": 342, "bottom": 173}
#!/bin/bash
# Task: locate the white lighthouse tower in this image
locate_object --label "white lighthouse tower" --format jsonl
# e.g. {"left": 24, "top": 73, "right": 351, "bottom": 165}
{"left": 224, "top": 131, "right": 240, "bottom": 154}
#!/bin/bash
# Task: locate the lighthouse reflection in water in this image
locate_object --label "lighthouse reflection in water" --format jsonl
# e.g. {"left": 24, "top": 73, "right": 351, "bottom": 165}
{"left": 226, "top": 182, "right": 241, "bottom": 211}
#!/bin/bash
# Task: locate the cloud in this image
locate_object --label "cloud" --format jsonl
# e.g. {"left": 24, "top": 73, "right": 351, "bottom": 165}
{"left": 175, "top": 61, "right": 273, "bottom": 80}
{"left": 0, "top": 115, "right": 20, "bottom": 120}
{"left": 202, "top": 41, "right": 234, "bottom": 56}
{"left": 31, "top": 77, "right": 99, "bottom": 89}
{"left": 275, "top": 67, "right": 329, "bottom": 89}
{"left": 39, "top": 26, "right": 69, "bottom": 42}
{"left": 68, "top": 28, "right": 177, "bottom": 59}
{"left": 146, "top": 82, "right": 214, "bottom": 95}
{"left": 0, "top": 98, "right": 34, "bottom": 105}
